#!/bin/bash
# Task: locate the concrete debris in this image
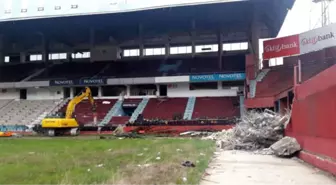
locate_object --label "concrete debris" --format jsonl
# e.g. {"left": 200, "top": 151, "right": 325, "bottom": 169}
{"left": 137, "top": 153, "right": 144, "bottom": 156}
{"left": 253, "top": 148, "right": 274, "bottom": 155}
{"left": 182, "top": 177, "right": 187, "bottom": 182}
{"left": 137, "top": 164, "right": 152, "bottom": 168}
{"left": 181, "top": 161, "right": 196, "bottom": 167}
{"left": 176, "top": 148, "right": 182, "bottom": 152}
{"left": 113, "top": 125, "right": 125, "bottom": 135}
{"left": 96, "top": 164, "right": 104, "bottom": 168}
{"left": 156, "top": 156, "right": 161, "bottom": 160}
{"left": 180, "top": 131, "right": 213, "bottom": 137}
{"left": 203, "top": 110, "right": 296, "bottom": 154}
{"left": 270, "top": 136, "right": 301, "bottom": 157}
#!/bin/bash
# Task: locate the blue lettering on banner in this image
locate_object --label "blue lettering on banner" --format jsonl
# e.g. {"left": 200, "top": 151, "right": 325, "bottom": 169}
{"left": 189, "top": 73, "right": 246, "bottom": 82}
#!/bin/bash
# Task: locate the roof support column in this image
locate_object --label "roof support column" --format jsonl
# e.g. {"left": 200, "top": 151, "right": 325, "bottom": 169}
{"left": 138, "top": 24, "right": 144, "bottom": 58}
{"left": 41, "top": 34, "right": 49, "bottom": 63}
{"left": 165, "top": 35, "right": 170, "bottom": 58}
{"left": 250, "top": 5, "right": 260, "bottom": 77}
{"left": 0, "top": 34, "right": 4, "bottom": 64}
{"left": 191, "top": 20, "right": 196, "bottom": 57}
{"left": 90, "top": 28, "right": 95, "bottom": 62}
{"left": 20, "top": 51, "right": 26, "bottom": 63}
{"left": 217, "top": 29, "right": 223, "bottom": 70}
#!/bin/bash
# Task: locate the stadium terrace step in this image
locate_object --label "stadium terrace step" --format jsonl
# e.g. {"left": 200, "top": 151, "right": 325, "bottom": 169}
{"left": 0, "top": 100, "right": 61, "bottom": 126}
{"left": 142, "top": 98, "right": 188, "bottom": 120}
{"left": 109, "top": 116, "right": 130, "bottom": 125}
{"left": 192, "top": 97, "right": 239, "bottom": 119}
{"left": 183, "top": 97, "right": 196, "bottom": 120}
{"left": 129, "top": 98, "right": 149, "bottom": 123}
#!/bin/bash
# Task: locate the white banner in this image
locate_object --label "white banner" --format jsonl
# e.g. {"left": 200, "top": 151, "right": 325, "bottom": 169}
{"left": 299, "top": 23, "right": 336, "bottom": 54}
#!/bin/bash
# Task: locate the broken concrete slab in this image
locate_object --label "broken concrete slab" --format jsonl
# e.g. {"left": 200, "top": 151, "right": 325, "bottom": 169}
{"left": 270, "top": 136, "right": 301, "bottom": 157}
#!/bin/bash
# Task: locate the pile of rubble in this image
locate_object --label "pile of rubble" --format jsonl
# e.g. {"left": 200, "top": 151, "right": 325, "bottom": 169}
{"left": 203, "top": 109, "right": 301, "bottom": 157}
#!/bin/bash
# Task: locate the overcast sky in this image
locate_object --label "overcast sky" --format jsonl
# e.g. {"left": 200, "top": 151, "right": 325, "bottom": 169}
{"left": 278, "top": 0, "right": 336, "bottom": 37}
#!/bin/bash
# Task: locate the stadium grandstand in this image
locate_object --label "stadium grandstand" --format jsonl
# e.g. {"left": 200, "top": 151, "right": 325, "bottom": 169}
{"left": 0, "top": 0, "right": 295, "bottom": 133}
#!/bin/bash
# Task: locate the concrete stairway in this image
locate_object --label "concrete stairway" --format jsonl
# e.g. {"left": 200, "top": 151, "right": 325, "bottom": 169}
{"left": 183, "top": 97, "right": 196, "bottom": 120}
{"left": 99, "top": 99, "right": 123, "bottom": 126}
{"left": 129, "top": 98, "right": 149, "bottom": 123}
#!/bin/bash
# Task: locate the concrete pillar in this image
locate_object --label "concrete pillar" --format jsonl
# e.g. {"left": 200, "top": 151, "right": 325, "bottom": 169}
{"left": 98, "top": 86, "right": 102, "bottom": 97}
{"left": 0, "top": 34, "right": 4, "bottom": 64}
{"left": 250, "top": 6, "right": 260, "bottom": 77}
{"left": 217, "top": 30, "right": 223, "bottom": 70}
{"left": 156, "top": 84, "right": 160, "bottom": 96}
{"left": 191, "top": 20, "right": 196, "bottom": 57}
{"left": 165, "top": 35, "right": 170, "bottom": 57}
{"left": 126, "top": 85, "right": 131, "bottom": 97}
{"left": 239, "top": 95, "right": 245, "bottom": 117}
{"left": 89, "top": 28, "right": 95, "bottom": 62}
{"left": 70, "top": 87, "right": 74, "bottom": 98}
{"left": 138, "top": 24, "right": 144, "bottom": 58}
{"left": 0, "top": 52, "right": 4, "bottom": 64}
{"left": 41, "top": 35, "right": 49, "bottom": 62}
{"left": 217, "top": 81, "right": 222, "bottom": 89}
{"left": 20, "top": 52, "right": 26, "bottom": 63}
{"left": 67, "top": 52, "right": 72, "bottom": 62}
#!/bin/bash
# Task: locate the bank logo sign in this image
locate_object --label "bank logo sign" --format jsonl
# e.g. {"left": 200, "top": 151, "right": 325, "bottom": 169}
{"left": 50, "top": 78, "right": 107, "bottom": 86}
{"left": 263, "top": 23, "right": 336, "bottom": 59}
{"left": 189, "top": 73, "right": 245, "bottom": 82}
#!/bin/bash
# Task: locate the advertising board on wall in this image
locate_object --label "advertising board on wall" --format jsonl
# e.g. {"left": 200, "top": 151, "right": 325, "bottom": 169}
{"left": 263, "top": 35, "right": 300, "bottom": 60}
{"left": 263, "top": 23, "right": 336, "bottom": 60}
{"left": 299, "top": 23, "right": 336, "bottom": 54}
{"left": 50, "top": 78, "right": 107, "bottom": 86}
{"left": 190, "top": 73, "right": 245, "bottom": 82}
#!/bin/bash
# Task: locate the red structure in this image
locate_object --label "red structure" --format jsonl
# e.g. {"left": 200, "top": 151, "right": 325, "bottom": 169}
{"left": 287, "top": 65, "right": 336, "bottom": 175}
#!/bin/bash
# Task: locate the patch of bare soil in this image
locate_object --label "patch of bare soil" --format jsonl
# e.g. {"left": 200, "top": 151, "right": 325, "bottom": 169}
{"left": 107, "top": 163, "right": 187, "bottom": 185}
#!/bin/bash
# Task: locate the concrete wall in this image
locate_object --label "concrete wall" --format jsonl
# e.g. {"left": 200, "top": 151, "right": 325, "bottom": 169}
{"left": 167, "top": 82, "right": 237, "bottom": 97}
{"left": 27, "top": 87, "right": 63, "bottom": 100}
{"left": 0, "top": 89, "right": 20, "bottom": 99}
{"left": 286, "top": 64, "right": 336, "bottom": 175}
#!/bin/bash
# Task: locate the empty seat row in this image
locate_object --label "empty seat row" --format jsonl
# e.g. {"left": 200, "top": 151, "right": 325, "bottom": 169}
{"left": 0, "top": 100, "right": 61, "bottom": 125}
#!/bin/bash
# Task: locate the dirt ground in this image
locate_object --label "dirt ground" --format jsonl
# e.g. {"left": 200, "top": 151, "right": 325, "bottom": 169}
{"left": 201, "top": 150, "right": 336, "bottom": 185}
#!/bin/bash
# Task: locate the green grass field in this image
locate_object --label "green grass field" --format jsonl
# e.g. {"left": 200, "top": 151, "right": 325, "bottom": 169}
{"left": 0, "top": 137, "right": 215, "bottom": 184}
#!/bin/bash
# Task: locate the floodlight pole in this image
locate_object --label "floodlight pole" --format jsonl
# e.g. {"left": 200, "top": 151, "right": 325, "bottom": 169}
{"left": 312, "top": 0, "right": 334, "bottom": 27}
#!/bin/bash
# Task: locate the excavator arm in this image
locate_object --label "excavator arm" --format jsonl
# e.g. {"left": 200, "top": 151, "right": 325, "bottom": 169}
{"left": 65, "top": 87, "right": 96, "bottom": 119}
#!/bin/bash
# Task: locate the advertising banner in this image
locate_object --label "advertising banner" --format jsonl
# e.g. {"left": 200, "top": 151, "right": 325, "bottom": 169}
{"left": 50, "top": 78, "right": 107, "bottom": 86}
{"left": 49, "top": 79, "right": 75, "bottom": 86}
{"left": 299, "top": 23, "right": 336, "bottom": 54}
{"left": 263, "top": 34, "right": 300, "bottom": 60}
{"left": 190, "top": 73, "right": 245, "bottom": 82}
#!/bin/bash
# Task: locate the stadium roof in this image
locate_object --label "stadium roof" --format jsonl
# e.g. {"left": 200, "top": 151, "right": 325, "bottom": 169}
{"left": 0, "top": 0, "right": 295, "bottom": 50}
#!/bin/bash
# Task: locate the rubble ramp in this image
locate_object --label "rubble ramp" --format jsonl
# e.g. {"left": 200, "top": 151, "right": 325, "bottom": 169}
{"left": 201, "top": 150, "right": 336, "bottom": 185}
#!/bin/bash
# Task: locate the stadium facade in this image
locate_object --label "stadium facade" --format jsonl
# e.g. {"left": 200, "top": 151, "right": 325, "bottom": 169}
{"left": 0, "top": 0, "right": 295, "bottom": 132}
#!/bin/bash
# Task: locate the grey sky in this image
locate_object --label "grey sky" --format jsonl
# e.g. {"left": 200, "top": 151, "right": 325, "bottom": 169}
{"left": 279, "top": 0, "right": 336, "bottom": 37}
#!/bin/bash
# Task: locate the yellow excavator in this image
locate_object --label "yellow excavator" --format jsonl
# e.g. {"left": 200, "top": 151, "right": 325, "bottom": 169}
{"left": 39, "top": 87, "right": 96, "bottom": 136}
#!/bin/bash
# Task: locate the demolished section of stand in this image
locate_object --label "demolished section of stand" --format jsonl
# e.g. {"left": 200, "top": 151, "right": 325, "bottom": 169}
{"left": 201, "top": 110, "right": 301, "bottom": 157}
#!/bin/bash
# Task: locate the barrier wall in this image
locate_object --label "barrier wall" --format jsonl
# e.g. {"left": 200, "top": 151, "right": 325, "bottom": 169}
{"left": 286, "top": 64, "right": 336, "bottom": 175}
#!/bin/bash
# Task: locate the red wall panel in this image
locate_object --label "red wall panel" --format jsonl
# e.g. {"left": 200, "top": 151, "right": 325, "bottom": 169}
{"left": 289, "top": 64, "right": 336, "bottom": 174}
